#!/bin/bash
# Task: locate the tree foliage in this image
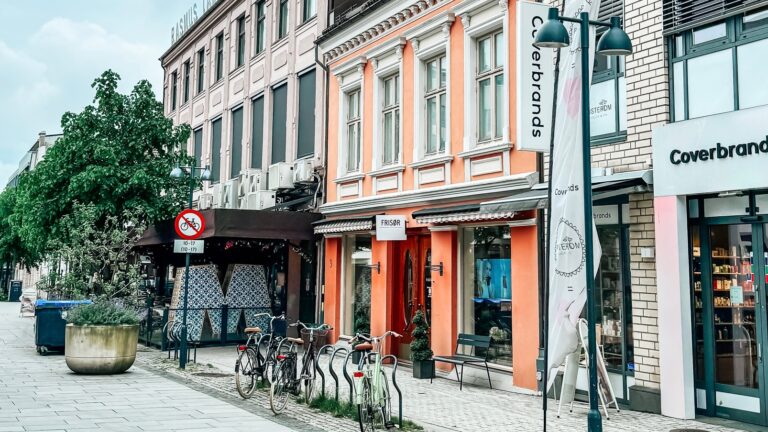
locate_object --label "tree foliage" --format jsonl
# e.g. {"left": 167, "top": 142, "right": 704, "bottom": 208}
{"left": 410, "top": 309, "right": 433, "bottom": 361}
{"left": 1, "top": 70, "right": 192, "bottom": 267}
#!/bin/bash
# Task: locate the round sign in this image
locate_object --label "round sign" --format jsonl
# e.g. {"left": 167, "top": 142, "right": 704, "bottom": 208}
{"left": 175, "top": 209, "right": 205, "bottom": 240}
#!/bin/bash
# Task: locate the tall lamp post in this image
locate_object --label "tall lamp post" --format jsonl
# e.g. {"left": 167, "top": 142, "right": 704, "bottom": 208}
{"left": 534, "top": 8, "right": 632, "bottom": 432}
{"left": 170, "top": 162, "right": 211, "bottom": 369}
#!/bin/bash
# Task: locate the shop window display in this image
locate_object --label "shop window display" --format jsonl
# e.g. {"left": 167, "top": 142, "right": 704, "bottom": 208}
{"left": 461, "top": 226, "right": 512, "bottom": 367}
{"left": 343, "top": 236, "right": 372, "bottom": 336}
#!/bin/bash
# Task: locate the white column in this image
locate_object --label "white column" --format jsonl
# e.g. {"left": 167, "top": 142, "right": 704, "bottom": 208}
{"left": 654, "top": 194, "right": 695, "bottom": 419}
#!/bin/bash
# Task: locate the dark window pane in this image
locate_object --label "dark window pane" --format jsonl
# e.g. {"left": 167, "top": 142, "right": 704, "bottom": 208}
{"left": 197, "top": 49, "right": 205, "bottom": 93}
{"left": 216, "top": 33, "right": 224, "bottom": 81}
{"left": 211, "top": 118, "right": 222, "bottom": 183}
{"left": 251, "top": 96, "right": 264, "bottom": 168}
{"left": 237, "top": 16, "right": 245, "bottom": 67}
{"left": 230, "top": 107, "right": 243, "bottom": 179}
{"left": 183, "top": 61, "right": 190, "bottom": 103}
{"left": 171, "top": 72, "right": 177, "bottom": 110}
{"left": 297, "top": 69, "right": 316, "bottom": 158}
{"left": 271, "top": 84, "right": 288, "bottom": 164}
{"left": 193, "top": 128, "right": 203, "bottom": 170}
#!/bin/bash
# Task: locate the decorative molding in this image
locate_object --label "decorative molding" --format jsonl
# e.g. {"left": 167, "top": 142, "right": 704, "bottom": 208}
{"left": 322, "top": 0, "right": 450, "bottom": 61}
{"left": 428, "top": 225, "right": 458, "bottom": 232}
{"left": 409, "top": 154, "right": 454, "bottom": 169}
{"left": 333, "top": 172, "right": 366, "bottom": 184}
{"left": 457, "top": 141, "right": 513, "bottom": 159}
{"left": 412, "top": 38, "right": 421, "bottom": 52}
{"left": 460, "top": 13, "right": 471, "bottom": 28}
{"left": 368, "top": 164, "right": 406, "bottom": 178}
{"left": 498, "top": 0, "right": 508, "bottom": 11}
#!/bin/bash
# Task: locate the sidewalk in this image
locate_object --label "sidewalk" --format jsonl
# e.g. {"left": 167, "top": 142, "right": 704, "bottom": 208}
{"left": 138, "top": 344, "right": 760, "bottom": 432}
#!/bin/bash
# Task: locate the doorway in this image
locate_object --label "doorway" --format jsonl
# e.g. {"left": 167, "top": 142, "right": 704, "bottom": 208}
{"left": 690, "top": 196, "right": 768, "bottom": 425}
{"left": 392, "top": 234, "right": 431, "bottom": 360}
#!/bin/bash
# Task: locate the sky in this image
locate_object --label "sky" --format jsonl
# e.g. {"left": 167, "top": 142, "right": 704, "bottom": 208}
{"left": 0, "top": 0, "right": 195, "bottom": 184}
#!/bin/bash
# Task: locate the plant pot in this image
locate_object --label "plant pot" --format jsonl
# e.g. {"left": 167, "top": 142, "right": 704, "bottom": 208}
{"left": 65, "top": 324, "right": 139, "bottom": 374}
{"left": 412, "top": 359, "right": 435, "bottom": 379}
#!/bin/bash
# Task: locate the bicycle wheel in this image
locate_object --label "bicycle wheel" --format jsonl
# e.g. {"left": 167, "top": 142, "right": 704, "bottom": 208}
{"left": 357, "top": 376, "right": 376, "bottom": 432}
{"left": 301, "top": 354, "right": 316, "bottom": 404}
{"left": 235, "top": 348, "right": 258, "bottom": 399}
{"left": 269, "top": 360, "right": 291, "bottom": 414}
{"left": 378, "top": 369, "right": 392, "bottom": 427}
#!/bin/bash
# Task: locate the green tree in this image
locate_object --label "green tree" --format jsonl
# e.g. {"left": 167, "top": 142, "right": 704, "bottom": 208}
{"left": 410, "top": 309, "right": 433, "bottom": 361}
{"left": 15, "top": 70, "right": 191, "bottom": 264}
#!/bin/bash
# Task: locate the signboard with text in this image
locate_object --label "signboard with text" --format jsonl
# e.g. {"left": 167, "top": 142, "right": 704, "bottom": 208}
{"left": 174, "top": 240, "right": 205, "bottom": 254}
{"left": 375, "top": 215, "right": 406, "bottom": 241}
{"left": 515, "top": 1, "right": 555, "bottom": 152}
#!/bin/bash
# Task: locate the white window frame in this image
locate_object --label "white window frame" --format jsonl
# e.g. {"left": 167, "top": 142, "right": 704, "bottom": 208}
{"left": 423, "top": 54, "right": 447, "bottom": 156}
{"left": 458, "top": 2, "right": 510, "bottom": 151}
{"left": 368, "top": 38, "right": 405, "bottom": 176}
{"left": 333, "top": 58, "right": 366, "bottom": 195}
{"left": 476, "top": 30, "right": 505, "bottom": 143}
{"left": 379, "top": 74, "right": 400, "bottom": 166}
{"left": 345, "top": 89, "right": 362, "bottom": 174}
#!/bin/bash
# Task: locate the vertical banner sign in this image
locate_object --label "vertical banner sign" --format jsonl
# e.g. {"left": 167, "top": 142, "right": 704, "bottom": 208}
{"left": 546, "top": 0, "right": 603, "bottom": 391}
{"left": 516, "top": 1, "right": 555, "bottom": 152}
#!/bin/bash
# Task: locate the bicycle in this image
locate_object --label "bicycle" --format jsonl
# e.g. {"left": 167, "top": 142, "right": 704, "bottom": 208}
{"left": 269, "top": 321, "right": 332, "bottom": 414}
{"left": 351, "top": 330, "right": 402, "bottom": 432}
{"left": 235, "top": 312, "right": 287, "bottom": 398}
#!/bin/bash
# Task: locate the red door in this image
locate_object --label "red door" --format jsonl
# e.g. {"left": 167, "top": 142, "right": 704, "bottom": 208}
{"left": 392, "top": 235, "right": 431, "bottom": 359}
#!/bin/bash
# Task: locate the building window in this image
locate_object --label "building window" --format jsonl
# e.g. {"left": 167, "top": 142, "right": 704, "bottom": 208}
{"left": 193, "top": 128, "right": 203, "bottom": 171}
{"left": 343, "top": 235, "right": 372, "bottom": 336}
{"left": 251, "top": 96, "right": 264, "bottom": 169}
{"left": 236, "top": 15, "right": 246, "bottom": 68}
{"left": 671, "top": 9, "right": 768, "bottom": 122}
{"left": 476, "top": 31, "right": 504, "bottom": 142}
{"left": 278, "top": 0, "right": 289, "bottom": 39}
{"left": 255, "top": 1, "right": 266, "bottom": 54}
{"left": 461, "top": 226, "right": 512, "bottom": 367}
{"left": 381, "top": 74, "right": 400, "bottom": 166}
{"left": 215, "top": 32, "right": 224, "bottom": 82}
{"left": 271, "top": 83, "right": 288, "bottom": 164}
{"left": 196, "top": 49, "right": 205, "bottom": 94}
{"left": 211, "top": 117, "right": 222, "bottom": 183}
{"left": 345, "top": 89, "right": 361, "bottom": 173}
{"left": 230, "top": 107, "right": 243, "bottom": 179}
{"left": 425, "top": 55, "right": 447, "bottom": 155}
{"left": 170, "top": 71, "right": 178, "bottom": 111}
{"left": 182, "top": 60, "right": 191, "bottom": 104}
{"left": 302, "top": 0, "right": 316, "bottom": 23}
{"left": 297, "top": 69, "right": 316, "bottom": 158}
{"left": 590, "top": 49, "right": 627, "bottom": 144}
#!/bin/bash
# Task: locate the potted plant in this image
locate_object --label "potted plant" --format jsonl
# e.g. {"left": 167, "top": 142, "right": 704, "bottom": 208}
{"left": 65, "top": 301, "right": 140, "bottom": 374}
{"left": 410, "top": 309, "right": 434, "bottom": 379}
{"left": 351, "top": 305, "right": 370, "bottom": 364}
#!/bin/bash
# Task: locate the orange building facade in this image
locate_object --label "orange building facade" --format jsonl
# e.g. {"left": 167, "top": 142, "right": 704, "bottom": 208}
{"left": 315, "top": 0, "right": 541, "bottom": 391}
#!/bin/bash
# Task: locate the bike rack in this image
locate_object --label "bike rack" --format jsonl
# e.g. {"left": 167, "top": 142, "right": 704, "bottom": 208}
{"left": 342, "top": 350, "right": 355, "bottom": 404}
{"left": 381, "top": 354, "right": 403, "bottom": 430}
{"left": 327, "top": 346, "right": 348, "bottom": 401}
{"left": 316, "top": 344, "right": 335, "bottom": 398}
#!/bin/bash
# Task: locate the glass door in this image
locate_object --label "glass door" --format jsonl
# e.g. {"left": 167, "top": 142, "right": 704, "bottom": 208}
{"left": 700, "top": 223, "right": 764, "bottom": 424}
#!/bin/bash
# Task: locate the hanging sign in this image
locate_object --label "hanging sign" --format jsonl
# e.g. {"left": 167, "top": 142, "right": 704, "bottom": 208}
{"left": 545, "top": 0, "right": 603, "bottom": 392}
{"left": 375, "top": 215, "right": 406, "bottom": 241}
{"left": 175, "top": 209, "right": 205, "bottom": 240}
{"left": 516, "top": 1, "right": 555, "bottom": 152}
{"left": 174, "top": 239, "right": 205, "bottom": 254}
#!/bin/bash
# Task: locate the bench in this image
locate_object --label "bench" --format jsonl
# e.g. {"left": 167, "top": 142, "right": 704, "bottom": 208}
{"left": 430, "top": 333, "right": 492, "bottom": 390}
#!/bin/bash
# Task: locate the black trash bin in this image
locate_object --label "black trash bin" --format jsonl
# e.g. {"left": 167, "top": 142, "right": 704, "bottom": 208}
{"left": 8, "top": 280, "right": 22, "bottom": 302}
{"left": 34, "top": 299, "right": 92, "bottom": 355}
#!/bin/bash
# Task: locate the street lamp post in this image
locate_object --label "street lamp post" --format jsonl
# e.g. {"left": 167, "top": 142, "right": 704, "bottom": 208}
{"left": 170, "top": 162, "right": 211, "bottom": 369}
{"left": 534, "top": 8, "right": 632, "bottom": 432}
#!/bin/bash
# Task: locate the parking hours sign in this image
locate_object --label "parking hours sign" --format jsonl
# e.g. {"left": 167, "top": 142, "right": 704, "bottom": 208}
{"left": 175, "top": 209, "right": 205, "bottom": 240}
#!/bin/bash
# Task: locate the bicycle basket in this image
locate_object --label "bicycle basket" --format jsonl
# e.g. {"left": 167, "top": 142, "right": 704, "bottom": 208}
{"left": 300, "top": 327, "right": 330, "bottom": 347}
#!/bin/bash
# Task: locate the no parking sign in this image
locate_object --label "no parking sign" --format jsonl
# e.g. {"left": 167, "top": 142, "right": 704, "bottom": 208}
{"left": 174, "top": 209, "right": 205, "bottom": 240}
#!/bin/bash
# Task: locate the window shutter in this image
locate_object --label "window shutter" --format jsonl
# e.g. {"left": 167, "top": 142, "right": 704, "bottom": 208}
{"left": 599, "top": 0, "right": 625, "bottom": 21}
{"left": 663, "top": 0, "right": 767, "bottom": 34}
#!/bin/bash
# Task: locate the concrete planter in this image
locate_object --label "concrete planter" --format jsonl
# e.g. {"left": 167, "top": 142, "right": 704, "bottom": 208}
{"left": 65, "top": 324, "right": 139, "bottom": 374}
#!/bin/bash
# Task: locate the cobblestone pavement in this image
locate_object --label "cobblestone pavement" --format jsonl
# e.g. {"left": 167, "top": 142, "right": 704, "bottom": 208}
{"left": 0, "top": 302, "right": 307, "bottom": 432}
{"left": 148, "top": 344, "right": 762, "bottom": 432}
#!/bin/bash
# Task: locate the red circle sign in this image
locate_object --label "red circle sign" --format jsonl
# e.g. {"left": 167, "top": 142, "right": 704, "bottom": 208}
{"left": 175, "top": 209, "right": 205, "bottom": 240}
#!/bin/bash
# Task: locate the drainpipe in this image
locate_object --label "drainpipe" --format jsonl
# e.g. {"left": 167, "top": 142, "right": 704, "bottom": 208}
{"left": 314, "top": 42, "right": 331, "bottom": 323}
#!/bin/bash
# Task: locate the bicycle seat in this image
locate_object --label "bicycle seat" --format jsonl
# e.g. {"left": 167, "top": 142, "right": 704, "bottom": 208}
{"left": 286, "top": 337, "right": 304, "bottom": 345}
{"left": 244, "top": 327, "right": 262, "bottom": 334}
{"left": 354, "top": 343, "right": 373, "bottom": 351}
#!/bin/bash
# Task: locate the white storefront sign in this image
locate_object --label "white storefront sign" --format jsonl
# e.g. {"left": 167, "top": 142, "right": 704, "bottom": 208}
{"left": 515, "top": 1, "right": 555, "bottom": 152}
{"left": 375, "top": 215, "right": 406, "bottom": 241}
{"left": 653, "top": 104, "right": 768, "bottom": 197}
{"left": 546, "top": 0, "right": 603, "bottom": 392}
{"left": 593, "top": 205, "right": 619, "bottom": 225}
{"left": 174, "top": 239, "right": 205, "bottom": 254}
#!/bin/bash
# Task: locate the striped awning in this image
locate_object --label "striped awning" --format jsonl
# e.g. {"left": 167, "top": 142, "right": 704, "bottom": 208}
{"left": 313, "top": 216, "right": 374, "bottom": 234}
{"left": 414, "top": 210, "right": 516, "bottom": 224}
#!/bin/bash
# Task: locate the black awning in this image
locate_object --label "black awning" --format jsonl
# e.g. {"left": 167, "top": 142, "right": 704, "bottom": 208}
{"left": 136, "top": 209, "right": 321, "bottom": 247}
{"left": 480, "top": 189, "right": 548, "bottom": 214}
{"left": 411, "top": 204, "right": 481, "bottom": 219}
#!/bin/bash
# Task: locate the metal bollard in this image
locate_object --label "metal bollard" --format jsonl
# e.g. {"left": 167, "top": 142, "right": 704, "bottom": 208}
{"left": 342, "top": 350, "right": 355, "bottom": 404}
{"left": 328, "top": 347, "right": 349, "bottom": 401}
{"left": 316, "top": 344, "right": 335, "bottom": 398}
{"left": 381, "top": 354, "right": 403, "bottom": 430}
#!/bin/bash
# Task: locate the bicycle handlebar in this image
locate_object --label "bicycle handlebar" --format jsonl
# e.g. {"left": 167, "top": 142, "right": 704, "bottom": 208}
{"left": 289, "top": 320, "right": 333, "bottom": 331}
{"left": 252, "top": 312, "right": 285, "bottom": 320}
{"left": 350, "top": 330, "right": 402, "bottom": 344}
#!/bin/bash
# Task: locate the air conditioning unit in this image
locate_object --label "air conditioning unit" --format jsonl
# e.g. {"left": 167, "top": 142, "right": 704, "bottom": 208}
{"left": 293, "top": 159, "right": 316, "bottom": 184}
{"left": 198, "top": 193, "right": 214, "bottom": 210}
{"left": 240, "top": 168, "right": 269, "bottom": 194}
{"left": 221, "top": 178, "right": 239, "bottom": 209}
{"left": 269, "top": 162, "right": 294, "bottom": 190}
{"left": 211, "top": 184, "right": 223, "bottom": 208}
{"left": 245, "top": 191, "right": 276, "bottom": 210}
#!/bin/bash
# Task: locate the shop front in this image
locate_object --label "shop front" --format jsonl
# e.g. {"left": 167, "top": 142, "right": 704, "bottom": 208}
{"left": 653, "top": 104, "right": 768, "bottom": 424}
